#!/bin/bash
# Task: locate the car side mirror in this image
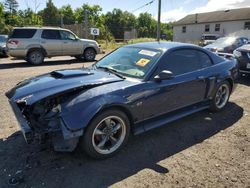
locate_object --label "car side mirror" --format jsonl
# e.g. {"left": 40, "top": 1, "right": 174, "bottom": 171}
{"left": 154, "top": 70, "right": 174, "bottom": 82}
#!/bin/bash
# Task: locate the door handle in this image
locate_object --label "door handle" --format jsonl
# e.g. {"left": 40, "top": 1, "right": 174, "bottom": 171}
{"left": 41, "top": 41, "right": 46, "bottom": 44}
{"left": 63, "top": 41, "right": 68, "bottom": 44}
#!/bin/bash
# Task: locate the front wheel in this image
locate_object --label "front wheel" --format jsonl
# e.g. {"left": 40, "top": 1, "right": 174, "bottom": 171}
{"left": 80, "top": 109, "right": 130, "bottom": 159}
{"left": 210, "top": 81, "right": 231, "bottom": 112}
{"left": 84, "top": 48, "right": 96, "bottom": 61}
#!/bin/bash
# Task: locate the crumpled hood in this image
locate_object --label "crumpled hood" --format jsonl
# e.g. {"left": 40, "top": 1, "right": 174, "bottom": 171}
{"left": 6, "top": 68, "right": 123, "bottom": 105}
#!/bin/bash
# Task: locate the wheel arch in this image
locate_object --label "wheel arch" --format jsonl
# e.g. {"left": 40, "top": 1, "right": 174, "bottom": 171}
{"left": 92, "top": 104, "right": 134, "bottom": 130}
{"left": 225, "top": 78, "right": 233, "bottom": 92}
{"left": 84, "top": 46, "right": 97, "bottom": 54}
{"left": 26, "top": 47, "right": 47, "bottom": 57}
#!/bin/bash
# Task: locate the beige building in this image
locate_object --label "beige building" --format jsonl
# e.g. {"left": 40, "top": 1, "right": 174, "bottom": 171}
{"left": 173, "top": 8, "right": 250, "bottom": 43}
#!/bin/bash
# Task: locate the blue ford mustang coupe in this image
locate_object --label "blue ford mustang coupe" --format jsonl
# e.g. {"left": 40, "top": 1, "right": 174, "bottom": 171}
{"left": 6, "top": 42, "right": 238, "bottom": 159}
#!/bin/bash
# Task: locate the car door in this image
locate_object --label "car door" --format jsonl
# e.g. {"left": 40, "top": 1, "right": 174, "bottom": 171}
{"left": 59, "top": 30, "right": 81, "bottom": 55}
{"left": 142, "top": 49, "right": 212, "bottom": 120}
{"left": 40, "top": 29, "right": 63, "bottom": 56}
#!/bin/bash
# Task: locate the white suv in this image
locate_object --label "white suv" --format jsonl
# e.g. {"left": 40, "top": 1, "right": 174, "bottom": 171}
{"left": 7, "top": 27, "right": 102, "bottom": 65}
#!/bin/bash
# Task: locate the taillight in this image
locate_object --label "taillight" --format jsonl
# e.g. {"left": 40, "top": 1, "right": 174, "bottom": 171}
{"left": 8, "top": 40, "right": 19, "bottom": 45}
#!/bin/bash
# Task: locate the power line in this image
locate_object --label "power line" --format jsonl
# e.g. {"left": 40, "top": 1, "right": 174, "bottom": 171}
{"left": 131, "top": 0, "right": 155, "bottom": 13}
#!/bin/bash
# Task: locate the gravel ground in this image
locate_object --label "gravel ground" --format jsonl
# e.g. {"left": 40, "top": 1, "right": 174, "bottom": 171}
{"left": 0, "top": 55, "right": 249, "bottom": 188}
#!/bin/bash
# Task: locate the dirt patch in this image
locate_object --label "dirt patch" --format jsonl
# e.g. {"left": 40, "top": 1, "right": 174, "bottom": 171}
{"left": 0, "top": 56, "right": 249, "bottom": 188}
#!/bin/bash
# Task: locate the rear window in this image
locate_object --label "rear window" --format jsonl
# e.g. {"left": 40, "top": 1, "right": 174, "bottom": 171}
{"left": 9, "top": 29, "right": 37, "bottom": 39}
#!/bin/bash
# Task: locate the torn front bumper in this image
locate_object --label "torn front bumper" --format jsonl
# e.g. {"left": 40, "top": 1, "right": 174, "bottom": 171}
{"left": 8, "top": 99, "right": 83, "bottom": 151}
{"left": 8, "top": 100, "right": 34, "bottom": 144}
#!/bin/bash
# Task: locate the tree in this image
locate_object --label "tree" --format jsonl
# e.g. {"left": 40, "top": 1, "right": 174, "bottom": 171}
{"left": 18, "top": 8, "right": 42, "bottom": 26}
{"left": 0, "top": 2, "right": 10, "bottom": 33}
{"left": 105, "top": 9, "right": 136, "bottom": 39}
{"left": 74, "top": 4, "right": 102, "bottom": 26}
{"left": 136, "top": 13, "right": 157, "bottom": 38}
{"left": 59, "top": 5, "right": 75, "bottom": 25}
{"left": 38, "top": 0, "right": 60, "bottom": 26}
{"left": 161, "top": 22, "right": 173, "bottom": 40}
{"left": 4, "top": 0, "right": 18, "bottom": 14}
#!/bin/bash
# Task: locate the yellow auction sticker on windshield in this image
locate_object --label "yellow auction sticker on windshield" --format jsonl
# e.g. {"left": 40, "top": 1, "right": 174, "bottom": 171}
{"left": 136, "top": 58, "right": 150, "bottom": 67}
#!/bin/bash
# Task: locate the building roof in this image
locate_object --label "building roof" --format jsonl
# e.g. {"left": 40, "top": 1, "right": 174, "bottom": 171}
{"left": 173, "top": 7, "right": 250, "bottom": 26}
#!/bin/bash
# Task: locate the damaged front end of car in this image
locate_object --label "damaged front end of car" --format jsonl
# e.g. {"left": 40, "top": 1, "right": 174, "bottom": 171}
{"left": 6, "top": 68, "right": 125, "bottom": 152}
{"left": 7, "top": 92, "right": 82, "bottom": 152}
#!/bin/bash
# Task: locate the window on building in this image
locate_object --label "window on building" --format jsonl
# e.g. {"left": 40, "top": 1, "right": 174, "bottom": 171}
{"left": 205, "top": 24, "right": 210, "bottom": 32}
{"left": 182, "top": 26, "right": 186, "bottom": 33}
{"left": 215, "top": 24, "right": 220, "bottom": 32}
{"left": 244, "top": 22, "right": 250, "bottom": 30}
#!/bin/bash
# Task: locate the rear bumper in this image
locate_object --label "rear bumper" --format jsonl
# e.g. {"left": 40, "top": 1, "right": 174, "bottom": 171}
{"left": 8, "top": 100, "right": 34, "bottom": 143}
{"left": 7, "top": 48, "right": 27, "bottom": 57}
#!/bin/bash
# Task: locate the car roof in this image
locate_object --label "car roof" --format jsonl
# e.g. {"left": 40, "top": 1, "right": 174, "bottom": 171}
{"left": 12, "top": 26, "right": 68, "bottom": 31}
{"left": 126, "top": 42, "right": 197, "bottom": 52}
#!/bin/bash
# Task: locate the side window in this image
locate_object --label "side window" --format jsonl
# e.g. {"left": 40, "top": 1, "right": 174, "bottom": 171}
{"left": 60, "top": 31, "right": 76, "bottom": 40}
{"left": 41, "top": 30, "right": 61, "bottom": 40}
{"left": 197, "top": 51, "right": 213, "bottom": 68}
{"left": 161, "top": 49, "right": 202, "bottom": 76}
{"left": 10, "top": 29, "right": 37, "bottom": 38}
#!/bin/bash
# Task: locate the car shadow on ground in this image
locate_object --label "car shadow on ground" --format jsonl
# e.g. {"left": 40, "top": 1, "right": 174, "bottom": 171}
{"left": 0, "top": 58, "right": 94, "bottom": 70}
{"left": 0, "top": 102, "right": 243, "bottom": 187}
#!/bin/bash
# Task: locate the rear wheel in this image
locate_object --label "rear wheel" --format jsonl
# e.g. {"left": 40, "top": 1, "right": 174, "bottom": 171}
{"left": 210, "top": 81, "right": 231, "bottom": 112}
{"left": 27, "top": 50, "right": 44, "bottom": 65}
{"left": 84, "top": 48, "right": 96, "bottom": 61}
{"left": 80, "top": 109, "right": 130, "bottom": 159}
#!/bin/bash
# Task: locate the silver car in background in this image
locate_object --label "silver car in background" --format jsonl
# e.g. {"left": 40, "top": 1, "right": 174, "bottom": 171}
{"left": 0, "top": 35, "right": 8, "bottom": 57}
{"left": 7, "top": 27, "right": 102, "bottom": 65}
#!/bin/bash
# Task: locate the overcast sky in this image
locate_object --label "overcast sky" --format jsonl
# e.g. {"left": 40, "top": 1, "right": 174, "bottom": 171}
{"left": 11, "top": 0, "right": 250, "bottom": 22}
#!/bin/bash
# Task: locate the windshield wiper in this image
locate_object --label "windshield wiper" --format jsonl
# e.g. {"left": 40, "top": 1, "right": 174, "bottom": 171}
{"left": 96, "top": 66, "right": 125, "bottom": 79}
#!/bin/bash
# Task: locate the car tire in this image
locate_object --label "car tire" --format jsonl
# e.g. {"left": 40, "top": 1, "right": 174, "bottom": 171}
{"left": 27, "top": 49, "right": 44, "bottom": 65}
{"left": 84, "top": 48, "right": 96, "bottom": 61}
{"left": 80, "top": 109, "right": 130, "bottom": 159}
{"left": 209, "top": 81, "right": 231, "bottom": 112}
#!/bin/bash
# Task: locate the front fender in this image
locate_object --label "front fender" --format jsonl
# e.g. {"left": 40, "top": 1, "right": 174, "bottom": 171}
{"left": 60, "top": 94, "right": 128, "bottom": 132}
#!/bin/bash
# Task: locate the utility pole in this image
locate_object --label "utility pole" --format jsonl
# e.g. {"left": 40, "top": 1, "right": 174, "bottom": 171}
{"left": 60, "top": 14, "right": 64, "bottom": 28}
{"left": 157, "top": 0, "right": 161, "bottom": 41}
{"left": 84, "top": 9, "right": 88, "bottom": 38}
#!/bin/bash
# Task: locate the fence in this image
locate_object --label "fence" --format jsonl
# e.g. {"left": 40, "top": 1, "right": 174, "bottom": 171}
{"left": 62, "top": 23, "right": 138, "bottom": 42}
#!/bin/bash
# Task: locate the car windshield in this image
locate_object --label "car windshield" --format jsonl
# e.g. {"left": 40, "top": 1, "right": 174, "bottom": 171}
{"left": 0, "top": 35, "right": 7, "bottom": 42}
{"left": 213, "top": 37, "right": 236, "bottom": 45}
{"left": 95, "top": 47, "right": 162, "bottom": 79}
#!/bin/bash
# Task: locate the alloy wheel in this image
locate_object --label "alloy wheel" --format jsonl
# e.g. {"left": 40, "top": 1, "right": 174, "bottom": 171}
{"left": 92, "top": 116, "right": 126, "bottom": 154}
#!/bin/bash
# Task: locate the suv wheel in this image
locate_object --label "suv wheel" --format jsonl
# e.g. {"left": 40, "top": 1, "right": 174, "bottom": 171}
{"left": 27, "top": 50, "right": 44, "bottom": 65}
{"left": 84, "top": 48, "right": 96, "bottom": 61}
{"left": 80, "top": 109, "right": 130, "bottom": 159}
